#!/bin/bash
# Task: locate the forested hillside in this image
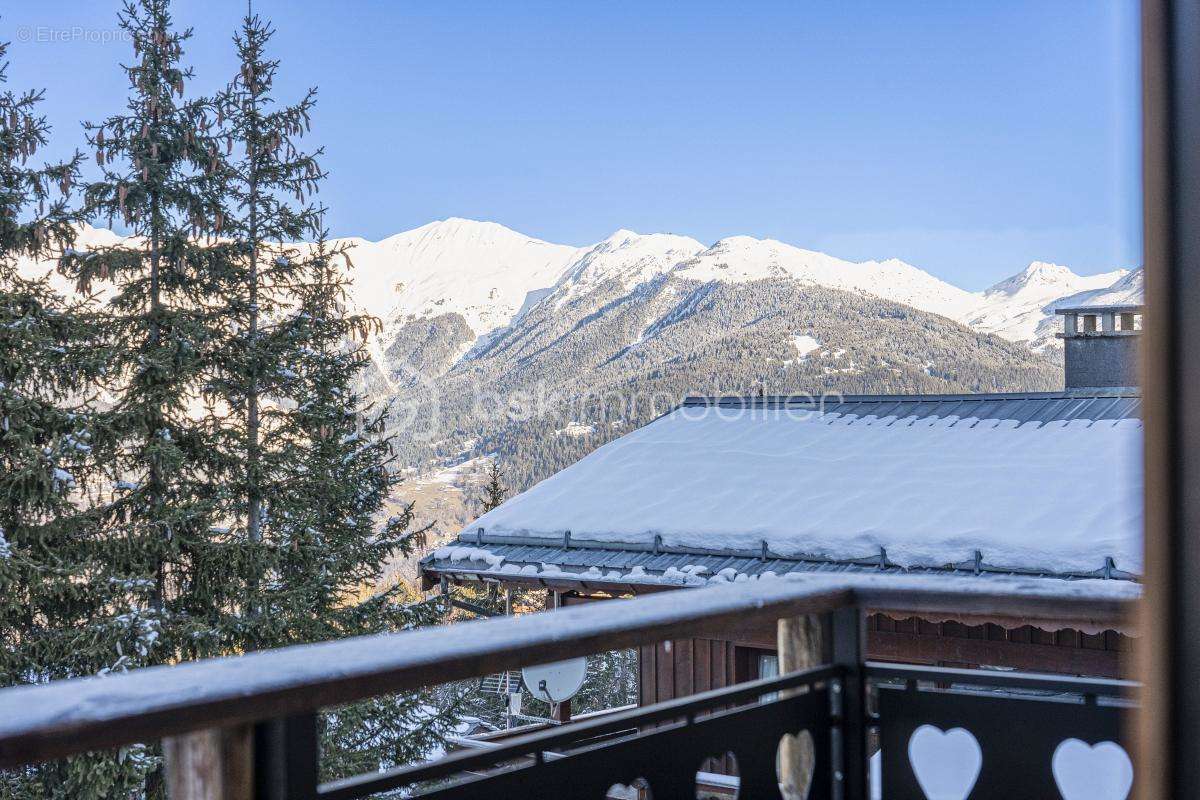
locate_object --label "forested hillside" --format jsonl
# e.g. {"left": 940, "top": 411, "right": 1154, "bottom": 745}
{"left": 376, "top": 272, "right": 1061, "bottom": 546}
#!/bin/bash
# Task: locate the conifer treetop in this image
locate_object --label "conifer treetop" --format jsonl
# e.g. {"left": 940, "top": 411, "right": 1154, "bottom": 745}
{"left": 0, "top": 40, "right": 83, "bottom": 260}
{"left": 67, "top": 0, "right": 232, "bottom": 294}
{"left": 218, "top": 12, "right": 325, "bottom": 246}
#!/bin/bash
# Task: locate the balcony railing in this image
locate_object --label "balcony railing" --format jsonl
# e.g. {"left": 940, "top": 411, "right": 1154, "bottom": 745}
{"left": 0, "top": 574, "right": 1137, "bottom": 799}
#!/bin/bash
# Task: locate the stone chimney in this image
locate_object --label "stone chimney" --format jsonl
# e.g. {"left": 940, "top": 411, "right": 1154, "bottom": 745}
{"left": 1055, "top": 304, "right": 1142, "bottom": 389}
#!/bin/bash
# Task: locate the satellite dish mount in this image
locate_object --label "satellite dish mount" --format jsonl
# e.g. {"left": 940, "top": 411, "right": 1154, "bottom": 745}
{"left": 520, "top": 658, "right": 587, "bottom": 724}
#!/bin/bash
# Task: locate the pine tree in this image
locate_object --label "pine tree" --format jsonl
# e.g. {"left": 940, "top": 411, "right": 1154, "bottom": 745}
{"left": 203, "top": 14, "right": 465, "bottom": 775}
{"left": 4, "top": 3, "right": 467, "bottom": 789}
{"left": 480, "top": 459, "right": 506, "bottom": 513}
{"left": 204, "top": 10, "right": 325, "bottom": 652}
{"left": 58, "top": 0, "right": 243, "bottom": 670}
{"left": 0, "top": 35, "right": 153, "bottom": 800}
{"left": 271, "top": 237, "right": 463, "bottom": 781}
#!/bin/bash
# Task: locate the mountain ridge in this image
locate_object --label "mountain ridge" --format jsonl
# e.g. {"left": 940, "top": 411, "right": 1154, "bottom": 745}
{"left": 21, "top": 217, "right": 1141, "bottom": 359}
{"left": 315, "top": 217, "right": 1140, "bottom": 363}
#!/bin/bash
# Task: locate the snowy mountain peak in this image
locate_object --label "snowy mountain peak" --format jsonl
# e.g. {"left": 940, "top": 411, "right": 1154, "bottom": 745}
{"left": 985, "top": 261, "right": 1089, "bottom": 298}
{"left": 377, "top": 217, "right": 548, "bottom": 251}
{"left": 709, "top": 234, "right": 767, "bottom": 249}
{"left": 1022, "top": 260, "right": 1075, "bottom": 279}
{"left": 552, "top": 230, "right": 705, "bottom": 302}
{"left": 598, "top": 228, "right": 643, "bottom": 246}
{"left": 339, "top": 218, "right": 584, "bottom": 332}
{"left": 965, "top": 261, "right": 1137, "bottom": 350}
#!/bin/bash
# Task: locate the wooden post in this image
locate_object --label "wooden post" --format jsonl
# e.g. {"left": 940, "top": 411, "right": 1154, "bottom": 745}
{"left": 551, "top": 699, "right": 572, "bottom": 724}
{"left": 1139, "top": 1, "right": 1200, "bottom": 795}
{"left": 777, "top": 614, "right": 826, "bottom": 800}
{"left": 163, "top": 725, "right": 253, "bottom": 800}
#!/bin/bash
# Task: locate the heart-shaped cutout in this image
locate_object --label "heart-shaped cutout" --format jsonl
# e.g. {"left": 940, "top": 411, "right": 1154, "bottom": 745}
{"left": 907, "top": 725, "right": 981, "bottom": 800}
{"left": 1052, "top": 739, "right": 1133, "bottom": 800}
{"left": 777, "top": 730, "right": 816, "bottom": 800}
{"left": 696, "top": 750, "right": 739, "bottom": 798}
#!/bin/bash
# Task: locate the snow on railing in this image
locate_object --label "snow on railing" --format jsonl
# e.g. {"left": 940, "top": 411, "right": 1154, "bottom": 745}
{"left": 0, "top": 573, "right": 1137, "bottom": 799}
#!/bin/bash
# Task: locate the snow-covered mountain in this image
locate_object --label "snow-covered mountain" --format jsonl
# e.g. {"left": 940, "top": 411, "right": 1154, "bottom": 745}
{"left": 349, "top": 219, "right": 986, "bottom": 360}
{"left": 333, "top": 218, "right": 586, "bottom": 336}
{"left": 22, "top": 218, "right": 1140, "bottom": 361}
{"left": 348, "top": 220, "right": 1147, "bottom": 370}
{"left": 550, "top": 230, "right": 706, "bottom": 305}
{"left": 672, "top": 236, "right": 980, "bottom": 320}
{"left": 963, "top": 261, "right": 1138, "bottom": 351}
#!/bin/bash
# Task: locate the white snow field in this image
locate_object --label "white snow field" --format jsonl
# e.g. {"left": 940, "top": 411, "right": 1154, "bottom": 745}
{"left": 464, "top": 404, "right": 1143, "bottom": 574}
{"left": 792, "top": 334, "right": 822, "bottom": 359}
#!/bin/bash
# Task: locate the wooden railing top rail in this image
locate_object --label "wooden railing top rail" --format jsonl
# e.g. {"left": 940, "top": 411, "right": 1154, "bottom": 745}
{"left": 0, "top": 573, "right": 1137, "bottom": 769}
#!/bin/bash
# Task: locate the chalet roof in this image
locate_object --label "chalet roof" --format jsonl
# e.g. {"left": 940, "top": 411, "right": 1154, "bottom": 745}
{"left": 676, "top": 389, "right": 1141, "bottom": 421}
{"left": 419, "top": 533, "right": 1137, "bottom": 593}
{"left": 419, "top": 389, "right": 1143, "bottom": 589}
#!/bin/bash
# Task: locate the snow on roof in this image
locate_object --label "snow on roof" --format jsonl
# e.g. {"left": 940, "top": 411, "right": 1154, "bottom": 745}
{"left": 462, "top": 397, "right": 1143, "bottom": 575}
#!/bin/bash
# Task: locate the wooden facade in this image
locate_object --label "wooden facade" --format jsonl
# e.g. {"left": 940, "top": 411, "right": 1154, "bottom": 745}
{"left": 868, "top": 614, "right": 1128, "bottom": 678}
{"left": 638, "top": 638, "right": 754, "bottom": 707}
{"left": 554, "top": 591, "right": 1132, "bottom": 714}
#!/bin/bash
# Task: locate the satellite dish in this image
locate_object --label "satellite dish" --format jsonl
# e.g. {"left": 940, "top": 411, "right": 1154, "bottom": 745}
{"left": 521, "top": 658, "right": 587, "bottom": 704}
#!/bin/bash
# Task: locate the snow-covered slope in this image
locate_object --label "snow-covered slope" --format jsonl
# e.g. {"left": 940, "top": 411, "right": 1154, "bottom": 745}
{"left": 963, "top": 261, "right": 1137, "bottom": 351}
{"left": 672, "top": 237, "right": 981, "bottom": 320}
{"left": 551, "top": 229, "right": 705, "bottom": 305}
{"left": 335, "top": 218, "right": 585, "bottom": 336}
{"left": 1059, "top": 268, "right": 1144, "bottom": 309}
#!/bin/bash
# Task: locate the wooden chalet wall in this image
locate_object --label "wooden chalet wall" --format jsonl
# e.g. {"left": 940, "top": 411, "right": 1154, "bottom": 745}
{"left": 637, "top": 637, "right": 750, "bottom": 779}
{"left": 638, "top": 638, "right": 754, "bottom": 707}
{"left": 565, "top": 592, "right": 1131, "bottom": 710}
{"left": 869, "top": 614, "right": 1128, "bottom": 677}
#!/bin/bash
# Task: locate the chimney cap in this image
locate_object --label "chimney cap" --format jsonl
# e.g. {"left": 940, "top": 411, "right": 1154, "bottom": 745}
{"left": 1058, "top": 305, "right": 1141, "bottom": 388}
{"left": 1055, "top": 303, "right": 1144, "bottom": 316}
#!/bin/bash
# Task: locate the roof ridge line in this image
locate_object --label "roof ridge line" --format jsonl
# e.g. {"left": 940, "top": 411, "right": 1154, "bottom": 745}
{"left": 679, "top": 388, "right": 1141, "bottom": 407}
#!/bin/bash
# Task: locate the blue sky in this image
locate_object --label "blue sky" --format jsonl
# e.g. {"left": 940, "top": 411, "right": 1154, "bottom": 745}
{"left": 4, "top": 1, "right": 1140, "bottom": 290}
